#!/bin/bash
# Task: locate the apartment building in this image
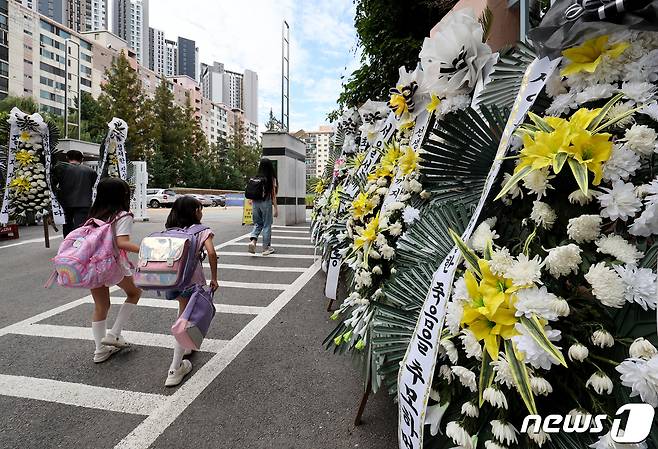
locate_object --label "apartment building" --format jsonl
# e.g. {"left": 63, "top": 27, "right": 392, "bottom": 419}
{"left": 20, "top": 0, "right": 107, "bottom": 32}
{"left": 112, "top": 0, "right": 148, "bottom": 67}
{"left": 176, "top": 35, "right": 195, "bottom": 79}
{"left": 200, "top": 61, "right": 258, "bottom": 124}
{"left": 0, "top": 0, "right": 7, "bottom": 100}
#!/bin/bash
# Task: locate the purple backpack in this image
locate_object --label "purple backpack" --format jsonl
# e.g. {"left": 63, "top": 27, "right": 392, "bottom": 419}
{"left": 171, "top": 286, "right": 216, "bottom": 350}
{"left": 133, "top": 224, "right": 209, "bottom": 290}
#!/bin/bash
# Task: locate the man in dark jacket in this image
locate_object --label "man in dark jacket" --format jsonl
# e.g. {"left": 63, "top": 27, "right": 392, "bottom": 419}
{"left": 53, "top": 150, "right": 97, "bottom": 236}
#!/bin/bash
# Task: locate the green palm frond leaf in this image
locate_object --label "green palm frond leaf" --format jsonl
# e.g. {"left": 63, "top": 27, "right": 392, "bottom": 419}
{"left": 420, "top": 105, "right": 507, "bottom": 205}
{"left": 475, "top": 42, "right": 537, "bottom": 110}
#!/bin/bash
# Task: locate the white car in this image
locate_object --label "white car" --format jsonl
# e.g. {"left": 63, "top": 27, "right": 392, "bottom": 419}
{"left": 146, "top": 188, "right": 178, "bottom": 208}
{"left": 187, "top": 194, "right": 213, "bottom": 207}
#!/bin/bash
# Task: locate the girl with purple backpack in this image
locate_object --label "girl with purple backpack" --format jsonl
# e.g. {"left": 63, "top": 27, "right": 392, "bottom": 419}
{"left": 87, "top": 178, "right": 142, "bottom": 363}
{"left": 163, "top": 196, "right": 218, "bottom": 386}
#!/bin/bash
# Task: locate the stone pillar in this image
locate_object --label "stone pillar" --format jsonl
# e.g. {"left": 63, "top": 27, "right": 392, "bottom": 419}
{"left": 261, "top": 131, "right": 306, "bottom": 225}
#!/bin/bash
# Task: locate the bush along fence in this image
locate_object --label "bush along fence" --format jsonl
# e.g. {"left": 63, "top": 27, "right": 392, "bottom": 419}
{"left": 312, "top": 4, "right": 658, "bottom": 449}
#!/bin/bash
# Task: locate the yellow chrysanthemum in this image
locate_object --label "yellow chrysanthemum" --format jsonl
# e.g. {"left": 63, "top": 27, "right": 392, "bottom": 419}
{"left": 10, "top": 176, "right": 31, "bottom": 193}
{"left": 460, "top": 260, "right": 521, "bottom": 360}
{"left": 375, "top": 141, "right": 402, "bottom": 178}
{"left": 354, "top": 213, "right": 380, "bottom": 251}
{"left": 351, "top": 192, "right": 375, "bottom": 220}
{"left": 561, "top": 35, "right": 630, "bottom": 76}
{"left": 427, "top": 93, "right": 441, "bottom": 113}
{"left": 18, "top": 131, "right": 31, "bottom": 142}
{"left": 389, "top": 93, "right": 409, "bottom": 118}
{"left": 398, "top": 146, "right": 419, "bottom": 176}
{"left": 314, "top": 179, "right": 326, "bottom": 194}
{"left": 15, "top": 150, "right": 35, "bottom": 167}
{"left": 330, "top": 188, "right": 341, "bottom": 211}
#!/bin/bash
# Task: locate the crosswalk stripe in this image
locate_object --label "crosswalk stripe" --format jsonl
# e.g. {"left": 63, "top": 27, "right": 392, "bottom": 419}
{"left": 0, "top": 235, "right": 63, "bottom": 250}
{"left": 240, "top": 236, "right": 310, "bottom": 241}
{"left": 217, "top": 263, "right": 307, "bottom": 273}
{"left": 219, "top": 251, "right": 317, "bottom": 259}
{"left": 271, "top": 230, "right": 310, "bottom": 234}
{"left": 9, "top": 323, "right": 228, "bottom": 352}
{"left": 225, "top": 243, "right": 313, "bottom": 249}
{"left": 0, "top": 374, "right": 167, "bottom": 415}
{"left": 218, "top": 280, "right": 288, "bottom": 290}
{"left": 107, "top": 297, "right": 265, "bottom": 315}
{"left": 272, "top": 225, "right": 308, "bottom": 229}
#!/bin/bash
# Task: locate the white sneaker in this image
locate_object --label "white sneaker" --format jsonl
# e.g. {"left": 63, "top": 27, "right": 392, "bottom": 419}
{"left": 101, "top": 332, "right": 129, "bottom": 348}
{"left": 262, "top": 247, "right": 275, "bottom": 256}
{"left": 94, "top": 345, "right": 120, "bottom": 363}
{"left": 248, "top": 240, "right": 256, "bottom": 254}
{"left": 165, "top": 359, "right": 193, "bottom": 387}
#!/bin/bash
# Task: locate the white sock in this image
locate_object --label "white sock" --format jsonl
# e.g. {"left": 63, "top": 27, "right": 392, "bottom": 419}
{"left": 170, "top": 343, "right": 185, "bottom": 372}
{"left": 110, "top": 302, "right": 137, "bottom": 337}
{"left": 92, "top": 320, "right": 106, "bottom": 351}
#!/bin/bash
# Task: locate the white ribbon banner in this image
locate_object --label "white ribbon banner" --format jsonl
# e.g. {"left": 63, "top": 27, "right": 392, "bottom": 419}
{"left": 397, "top": 56, "right": 561, "bottom": 449}
{"left": 93, "top": 117, "right": 128, "bottom": 202}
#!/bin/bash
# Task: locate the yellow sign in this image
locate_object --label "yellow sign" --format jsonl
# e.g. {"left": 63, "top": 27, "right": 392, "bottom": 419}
{"left": 242, "top": 199, "right": 253, "bottom": 225}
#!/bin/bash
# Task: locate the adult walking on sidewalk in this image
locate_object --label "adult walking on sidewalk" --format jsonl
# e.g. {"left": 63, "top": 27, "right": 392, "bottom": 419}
{"left": 247, "top": 158, "right": 278, "bottom": 256}
{"left": 53, "top": 150, "right": 97, "bottom": 237}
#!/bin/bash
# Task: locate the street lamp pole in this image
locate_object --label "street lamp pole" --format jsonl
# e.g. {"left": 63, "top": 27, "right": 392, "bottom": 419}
{"left": 64, "top": 38, "right": 81, "bottom": 140}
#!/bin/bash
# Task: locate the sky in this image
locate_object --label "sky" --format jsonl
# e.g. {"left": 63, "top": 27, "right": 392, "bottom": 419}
{"left": 148, "top": 0, "right": 360, "bottom": 132}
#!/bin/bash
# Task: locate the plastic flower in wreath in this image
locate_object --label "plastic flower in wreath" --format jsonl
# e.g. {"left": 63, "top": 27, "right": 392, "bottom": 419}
{"left": 14, "top": 150, "right": 36, "bottom": 167}
{"left": 10, "top": 176, "right": 32, "bottom": 193}
{"left": 351, "top": 192, "right": 375, "bottom": 220}
{"left": 461, "top": 260, "right": 521, "bottom": 360}
{"left": 354, "top": 213, "right": 380, "bottom": 252}
{"left": 398, "top": 146, "right": 419, "bottom": 176}
{"left": 330, "top": 188, "right": 341, "bottom": 211}
{"left": 561, "top": 35, "right": 630, "bottom": 77}
{"left": 18, "top": 130, "right": 31, "bottom": 142}
{"left": 375, "top": 141, "right": 402, "bottom": 179}
{"left": 568, "top": 130, "right": 613, "bottom": 185}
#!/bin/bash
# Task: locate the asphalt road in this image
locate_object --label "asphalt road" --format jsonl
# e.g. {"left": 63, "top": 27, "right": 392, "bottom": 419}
{"left": 0, "top": 207, "right": 397, "bottom": 449}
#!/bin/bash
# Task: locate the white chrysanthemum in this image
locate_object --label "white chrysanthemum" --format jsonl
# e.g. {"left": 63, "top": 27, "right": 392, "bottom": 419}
{"left": 568, "top": 343, "right": 589, "bottom": 362}
{"left": 380, "top": 245, "right": 395, "bottom": 259}
{"left": 530, "top": 376, "right": 553, "bottom": 396}
{"left": 623, "top": 123, "right": 658, "bottom": 156}
{"left": 515, "top": 286, "right": 568, "bottom": 321}
{"left": 452, "top": 276, "right": 468, "bottom": 301}
{"left": 567, "top": 214, "right": 602, "bottom": 243}
{"left": 446, "top": 421, "right": 473, "bottom": 449}
{"left": 445, "top": 300, "right": 464, "bottom": 335}
{"left": 607, "top": 101, "right": 636, "bottom": 129}
{"left": 621, "top": 81, "right": 658, "bottom": 104}
{"left": 575, "top": 83, "right": 617, "bottom": 104}
{"left": 603, "top": 144, "right": 641, "bottom": 182}
{"left": 376, "top": 177, "right": 389, "bottom": 187}
{"left": 439, "top": 364, "right": 453, "bottom": 382}
{"left": 545, "top": 72, "right": 567, "bottom": 97}
{"left": 591, "top": 329, "right": 615, "bottom": 348}
{"left": 470, "top": 222, "right": 498, "bottom": 253}
{"left": 440, "top": 339, "right": 459, "bottom": 364}
{"left": 568, "top": 189, "right": 598, "bottom": 205}
{"left": 420, "top": 190, "right": 430, "bottom": 199}
{"left": 530, "top": 201, "right": 556, "bottom": 229}
{"left": 375, "top": 233, "right": 388, "bottom": 248}
{"left": 491, "top": 353, "right": 514, "bottom": 388}
{"left": 598, "top": 180, "right": 642, "bottom": 221}
{"left": 585, "top": 262, "right": 626, "bottom": 308}
{"left": 500, "top": 172, "right": 522, "bottom": 202}
{"left": 459, "top": 329, "right": 482, "bottom": 360}
{"left": 527, "top": 428, "right": 551, "bottom": 447}
{"left": 451, "top": 366, "right": 477, "bottom": 392}
{"left": 491, "top": 420, "right": 518, "bottom": 446}
{"left": 630, "top": 178, "right": 658, "bottom": 236}
{"left": 408, "top": 178, "right": 423, "bottom": 193}
{"left": 546, "top": 92, "right": 577, "bottom": 116}
{"left": 355, "top": 270, "right": 372, "bottom": 288}
{"left": 589, "top": 431, "right": 647, "bottom": 449}
{"left": 595, "top": 234, "right": 643, "bottom": 264}
{"left": 586, "top": 372, "right": 614, "bottom": 395}
{"left": 505, "top": 254, "right": 543, "bottom": 287}
{"left": 630, "top": 338, "right": 658, "bottom": 359}
{"left": 483, "top": 386, "right": 508, "bottom": 409}
{"left": 461, "top": 401, "right": 479, "bottom": 418}
{"left": 388, "top": 222, "right": 403, "bottom": 237}
{"left": 614, "top": 265, "right": 658, "bottom": 310}
{"left": 512, "top": 324, "right": 562, "bottom": 370}
{"left": 617, "top": 356, "right": 658, "bottom": 407}
{"left": 489, "top": 247, "right": 514, "bottom": 277}
{"left": 484, "top": 441, "right": 506, "bottom": 449}
{"left": 523, "top": 168, "right": 553, "bottom": 198}
{"left": 545, "top": 244, "right": 582, "bottom": 278}
{"left": 402, "top": 206, "right": 420, "bottom": 225}
{"left": 372, "top": 265, "right": 382, "bottom": 275}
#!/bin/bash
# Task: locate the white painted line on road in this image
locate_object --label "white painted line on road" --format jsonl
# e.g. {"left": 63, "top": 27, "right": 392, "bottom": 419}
{"left": 115, "top": 259, "right": 321, "bottom": 449}
{"left": 0, "top": 234, "right": 63, "bottom": 250}
{"left": 219, "top": 251, "right": 317, "bottom": 259}
{"left": 214, "top": 232, "right": 252, "bottom": 250}
{"left": 226, "top": 243, "right": 314, "bottom": 249}
{"left": 272, "top": 225, "right": 308, "bottom": 229}
{"left": 10, "top": 323, "right": 228, "bottom": 352}
{"left": 218, "top": 280, "right": 288, "bottom": 290}
{"left": 0, "top": 374, "right": 167, "bottom": 415}
{"left": 241, "top": 235, "right": 310, "bottom": 241}
{"left": 217, "top": 263, "right": 307, "bottom": 273}
{"left": 107, "top": 297, "right": 265, "bottom": 315}
{"left": 272, "top": 230, "right": 310, "bottom": 234}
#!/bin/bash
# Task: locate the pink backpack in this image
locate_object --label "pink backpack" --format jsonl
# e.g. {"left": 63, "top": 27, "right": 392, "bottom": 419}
{"left": 46, "top": 213, "right": 131, "bottom": 289}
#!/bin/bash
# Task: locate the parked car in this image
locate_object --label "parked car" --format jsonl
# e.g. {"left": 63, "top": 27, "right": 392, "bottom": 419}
{"left": 206, "top": 194, "right": 226, "bottom": 207}
{"left": 146, "top": 188, "right": 178, "bottom": 208}
{"left": 187, "top": 194, "right": 213, "bottom": 207}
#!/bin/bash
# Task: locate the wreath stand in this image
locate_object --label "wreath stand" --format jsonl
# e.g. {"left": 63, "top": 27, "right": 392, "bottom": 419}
{"left": 42, "top": 213, "right": 58, "bottom": 248}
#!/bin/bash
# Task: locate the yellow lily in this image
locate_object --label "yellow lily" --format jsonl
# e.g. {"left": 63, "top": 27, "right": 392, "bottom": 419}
{"left": 398, "top": 146, "right": 419, "bottom": 176}
{"left": 376, "top": 142, "right": 402, "bottom": 178}
{"left": 516, "top": 126, "right": 570, "bottom": 172}
{"left": 561, "top": 35, "right": 630, "bottom": 76}
{"left": 427, "top": 93, "right": 441, "bottom": 113}
{"left": 351, "top": 192, "right": 375, "bottom": 220}
{"left": 460, "top": 260, "right": 520, "bottom": 360}
{"left": 567, "top": 131, "right": 613, "bottom": 185}
{"left": 354, "top": 213, "right": 380, "bottom": 251}
{"left": 314, "top": 179, "right": 326, "bottom": 194}
{"left": 389, "top": 92, "right": 409, "bottom": 118}
{"left": 330, "top": 189, "right": 341, "bottom": 211}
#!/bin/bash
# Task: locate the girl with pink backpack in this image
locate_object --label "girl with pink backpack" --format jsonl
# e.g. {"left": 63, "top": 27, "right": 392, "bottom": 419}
{"left": 158, "top": 196, "right": 217, "bottom": 386}
{"left": 84, "top": 178, "right": 142, "bottom": 362}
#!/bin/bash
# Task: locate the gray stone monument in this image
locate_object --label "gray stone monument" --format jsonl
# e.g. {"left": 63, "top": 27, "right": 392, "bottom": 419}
{"left": 261, "top": 131, "right": 306, "bottom": 225}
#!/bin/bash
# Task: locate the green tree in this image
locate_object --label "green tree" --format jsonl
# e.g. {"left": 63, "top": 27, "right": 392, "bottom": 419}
{"left": 329, "top": 0, "right": 457, "bottom": 120}
{"left": 98, "top": 51, "right": 151, "bottom": 159}
{"left": 80, "top": 92, "right": 106, "bottom": 143}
